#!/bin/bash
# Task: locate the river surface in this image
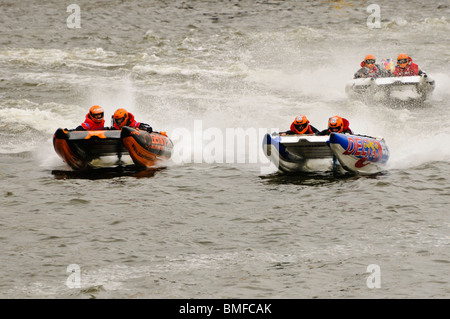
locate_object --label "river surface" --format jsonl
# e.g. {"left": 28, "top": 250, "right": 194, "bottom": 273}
{"left": 1, "top": 0, "right": 450, "bottom": 299}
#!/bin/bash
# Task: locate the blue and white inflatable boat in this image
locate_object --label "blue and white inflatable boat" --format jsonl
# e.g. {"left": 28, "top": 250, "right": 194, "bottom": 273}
{"left": 345, "top": 75, "right": 435, "bottom": 102}
{"left": 263, "top": 132, "right": 390, "bottom": 175}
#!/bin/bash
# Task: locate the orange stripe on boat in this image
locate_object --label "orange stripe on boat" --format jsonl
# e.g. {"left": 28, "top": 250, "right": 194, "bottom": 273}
{"left": 84, "top": 131, "right": 107, "bottom": 139}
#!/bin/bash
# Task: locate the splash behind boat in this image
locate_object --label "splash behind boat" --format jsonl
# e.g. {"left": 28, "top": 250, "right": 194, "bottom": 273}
{"left": 53, "top": 126, "right": 173, "bottom": 170}
{"left": 345, "top": 75, "right": 435, "bottom": 102}
{"left": 262, "top": 132, "right": 389, "bottom": 175}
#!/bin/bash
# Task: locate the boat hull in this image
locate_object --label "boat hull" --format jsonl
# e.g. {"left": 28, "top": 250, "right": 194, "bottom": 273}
{"left": 345, "top": 75, "right": 435, "bottom": 102}
{"left": 328, "top": 133, "right": 390, "bottom": 175}
{"left": 262, "top": 133, "right": 332, "bottom": 172}
{"left": 53, "top": 127, "right": 173, "bottom": 170}
{"left": 121, "top": 126, "right": 173, "bottom": 168}
{"left": 263, "top": 132, "right": 390, "bottom": 174}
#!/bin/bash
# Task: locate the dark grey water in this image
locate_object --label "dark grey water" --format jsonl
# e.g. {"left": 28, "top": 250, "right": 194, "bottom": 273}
{"left": 1, "top": 0, "right": 450, "bottom": 299}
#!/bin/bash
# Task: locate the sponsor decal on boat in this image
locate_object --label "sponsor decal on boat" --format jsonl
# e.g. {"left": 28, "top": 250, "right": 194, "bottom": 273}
{"left": 342, "top": 136, "right": 383, "bottom": 164}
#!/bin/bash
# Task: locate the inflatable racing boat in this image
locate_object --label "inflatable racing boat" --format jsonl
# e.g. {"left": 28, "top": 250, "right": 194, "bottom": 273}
{"left": 53, "top": 126, "right": 173, "bottom": 170}
{"left": 345, "top": 75, "right": 435, "bottom": 102}
{"left": 263, "top": 132, "right": 390, "bottom": 175}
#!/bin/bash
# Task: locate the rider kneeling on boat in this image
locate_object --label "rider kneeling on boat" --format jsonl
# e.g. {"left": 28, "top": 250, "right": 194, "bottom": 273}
{"left": 111, "top": 108, "right": 153, "bottom": 132}
{"left": 354, "top": 54, "right": 390, "bottom": 79}
{"left": 393, "top": 53, "right": 426, "bottom": 77}
{"left": 316, "top": 115, "right": 353, "bottom": 136}
{"left": 280, "top": 115, "right": 319, "bottom": 136}
{"left": 68, "top": 106, "right": 153, "bottom": 132}
{"left": 71, "top": 105, "right": 106, "bottom": 131}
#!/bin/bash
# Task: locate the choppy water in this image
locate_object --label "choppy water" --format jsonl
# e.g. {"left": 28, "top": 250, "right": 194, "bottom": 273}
{"left": 1, "top": 0, "right": 450, "bottom": 299}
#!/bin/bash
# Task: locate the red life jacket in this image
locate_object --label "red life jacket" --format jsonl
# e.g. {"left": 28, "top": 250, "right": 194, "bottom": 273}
{"left": 393, "top": 57, "right": 420, "bottom": 76}
{"left": 81, "top": 113, "right": 105, "bottom": 130}
{"left": 290, "top": 122, "right": 315, "bottom": 135}
{"left": 112, "top": 112, "right": 140, "bottom": 130}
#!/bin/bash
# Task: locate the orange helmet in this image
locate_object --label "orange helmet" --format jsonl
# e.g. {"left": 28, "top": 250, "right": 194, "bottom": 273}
{"left": 364, "top": 54, "right": 375, "bottom": 68}
{"left": 328, "top": 116, "right": 344, "bottom": 133}
{"left": 293, "top": 115, "right": 310, "bottom": 134}
{"left": 397, "top": 53, "right": 409, "bottom": 68}
{"left": 89, "top": 105, "right": 104, "bottom": 123}
{"left": 113, "top": 108, "right": 129, "bottom": 129}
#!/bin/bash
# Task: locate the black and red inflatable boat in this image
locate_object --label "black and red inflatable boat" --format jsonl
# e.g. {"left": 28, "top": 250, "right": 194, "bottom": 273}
{"left": 53, "top": 126, "right": 173, "bottom": 170}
